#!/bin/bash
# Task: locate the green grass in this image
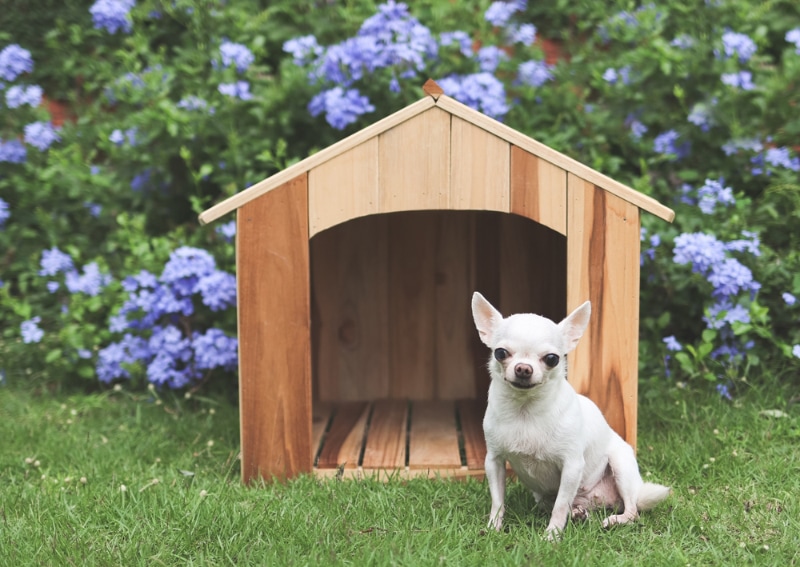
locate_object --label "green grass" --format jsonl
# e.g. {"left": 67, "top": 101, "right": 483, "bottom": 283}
{"left": 1, "top": 380, "right": 798, "bottom": 566}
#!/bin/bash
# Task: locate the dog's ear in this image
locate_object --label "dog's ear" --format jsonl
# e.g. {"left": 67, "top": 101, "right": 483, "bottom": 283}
{"left": 558, "top": 301, "right": 591, "bottom": 352}
{"left": 471, "top": 292, "right": 503, "bottom": 347}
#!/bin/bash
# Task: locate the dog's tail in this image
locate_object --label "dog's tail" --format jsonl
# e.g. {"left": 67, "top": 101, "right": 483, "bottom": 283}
{"left": 637, "top": 483, "right": 671, "bottom": 511}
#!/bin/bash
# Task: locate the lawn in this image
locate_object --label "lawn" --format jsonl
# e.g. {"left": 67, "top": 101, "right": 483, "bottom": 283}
{"left": 1, "top": 380, "right": 798, "bottom": 566}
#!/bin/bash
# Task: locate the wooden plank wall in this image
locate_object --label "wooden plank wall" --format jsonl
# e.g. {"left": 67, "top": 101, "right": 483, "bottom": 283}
{"left": 310, "top": 210, "right": 567, "bottom": 403}
{"left": 566, "top": 174, "right": 641, "bottom": 447}
{"left": 237, "top": 175, "right": 312, "bottom": 482}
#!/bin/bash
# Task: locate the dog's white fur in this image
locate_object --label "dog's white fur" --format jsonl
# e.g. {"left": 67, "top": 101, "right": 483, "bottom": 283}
{"left": 472, "top": 292, "right": 670, "bottom": 539}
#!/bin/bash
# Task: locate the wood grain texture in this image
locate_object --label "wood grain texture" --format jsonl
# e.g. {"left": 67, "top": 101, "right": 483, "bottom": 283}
{"left": 498, "top": 215, "right": 567, "bottom": 323}
{"left": 457, "top": 399, "right": 488, "bottom": 470}
{"left": 450, "top": 116, "right": 510, "bottom": 212}
{"left": 436, "top": 95, "right": 674, "bottom": 222}
{"left": 309, "top": 138, "right": 379, "bottom": 236}
{"left": 435, "top": 213, "right": 477, "bottom": 399}
{"left": 237, "top": 175, "right": 311, "bottom": 483}
{"left": 200, "top": 97, "right": 436, "bottom": 225}
{"left": 378, "top": 107, "right": 451, "bottom": 213}
{"left": 510, "top": 146, "right": 567, "bottom": 235}
{"left": 311, "top": 216, "right": 389, "bottom": 401}
{"left": 388, "top": 213, "right": 437, "bottom": 399}
{"left": 315, "top": 402, "right": 369, "bottom": 469}
{"left": 566, "top": 173, "right": 640, "bottom": 448}
{"left": 362, "top": 400, "right": 408, "bottom": 469}
{"left": 408, "top": 401, "right": 461, "bottom": 468}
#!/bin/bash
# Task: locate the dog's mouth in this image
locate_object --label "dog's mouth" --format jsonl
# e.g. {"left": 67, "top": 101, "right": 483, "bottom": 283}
{"left": 506, "top": 379, "right": 536, "bottom": 390}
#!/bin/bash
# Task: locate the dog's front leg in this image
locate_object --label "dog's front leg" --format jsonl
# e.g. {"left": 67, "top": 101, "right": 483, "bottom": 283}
{"left": 485, "top": 452, "right": 506, "bottom": 531}
{"left": 545, "top": 457, "right": 584, "bottom": 540}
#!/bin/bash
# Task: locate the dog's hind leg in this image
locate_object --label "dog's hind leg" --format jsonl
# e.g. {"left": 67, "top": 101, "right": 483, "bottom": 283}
{"left": 602, "top": 442, "right": 642, "bottom": 528}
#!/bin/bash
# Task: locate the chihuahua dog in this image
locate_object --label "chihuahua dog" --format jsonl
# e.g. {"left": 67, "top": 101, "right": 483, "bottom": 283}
{"left": 472, "top": 292, "right": 670, "bottom": 539}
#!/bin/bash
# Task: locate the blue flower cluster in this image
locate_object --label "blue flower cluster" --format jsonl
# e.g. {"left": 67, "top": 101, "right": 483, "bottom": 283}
{"left": 218, "top": 81, "right": 253, "bottom": 101}
{"left": 0, "top": 44, "right": 33, "bottom": 81}
{"left": 90, "top": 0, "right": 135, "bottom": 34}
{"left": 97, "top": 247, "right": 238, "bottom": 388}
{"left": 788, "top": 28, "right": 800, "bottom": 54}
{"left": 0, "top": 45, "right": 61, "bottom": 159}
{"left": 39, "top": 247, "right": 112, "bottom": 296}
{"left": 284, "top": 0, "right": 550, "bottom": 128}
{"left": 219, "top": 41, "right": 255, "bottom": 73}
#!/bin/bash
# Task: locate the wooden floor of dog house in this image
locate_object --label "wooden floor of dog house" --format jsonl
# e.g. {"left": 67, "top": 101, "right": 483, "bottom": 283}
{"left": 312, "top": 399, "right": 488, "bottom": 480}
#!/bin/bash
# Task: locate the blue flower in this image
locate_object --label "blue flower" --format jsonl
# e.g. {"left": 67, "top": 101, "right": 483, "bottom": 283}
{"left": 0, "top": 198, "right": 9, "bottom": 228}
{"left": 21, "top": 317, "right": 44, "bottom": 344}
{"left": 437, "top": 72, "right": 509, "bottom": 120}
{"left": 65, "top": 262, "right": 112, "bottom": 296}
{"left": 696, "top": 178, "right": 735, "bottom": 214}
{"left": 707, "top": 259, "right": 760, "bottom": 299}
{"left": 517, "top": 60, "right": 552, "bottom": 88}
{"left": 663, "top": 336, "right": 682, "bottom": 351}
{"left": 653, "top": 129, "right": 689, "bottom": 159}
{"left": 24, "top": 121, "right": 60, "bottom": 151}
{"left": 721, "top": 137, "right": 762, "bottom": 156}
{"left": 793, "top": 344, "right": 800, "bottom": 358}
{"left": 220, "top": 41, "right": 254, "bottom": 73}
{"left": 160, "top": 246, "right": 217, "bottom": 296}
{"left": 0, "top": 139, "right": 27, "bottom": 163}
{"left": 783, "top": 292, "right": 797, "bottom": 306}
{"left": 215, "top": 220, "right": 236, "bottom": 242}
{"left": 626, "top": 117, "right": 647, "bottom": 139}
{"left": 0, "top": 44, "right": 33, "bottom": 81}
{"left": 218, "top": 81, "right": 253, "bottom": 100}
{"left": 5, "top": 84, "right": 42, "bottom": 108}
{"left": 508, "top": 23, "right": 536, "bottom": 46}
{"left": 787, "top": 28, "right": 800, "bottom": 54}
{"left": 177, "top": 95, "right": 212, "bottom": 113}
{"left": 192, "top": 328, "right": 238, "bottom": 371}
{"left": 308, "top": 87, "right": 375, "bottom": 130}
{"left": 39, "top": 247, "right": 74, "bottom": 276}
{"left": 90, "top": 0, "right": 135, "bottom": 34}
{"left": 477, "top": 46, "right": 508, "bottom": 73}
{"left": 603, "top": 66, "right": 631, "bottom": 85}
{"left": 721, "top": 71, "right": 755, "bottom": 90}
{"left": 130, "top": 169, "right": 151, "bottom": 191}
{"left": 439, "top": 31, "right": 473, "bottom": 57}
{"left": 764, "top": 147, "right": 800, "bottom": 171}
{"left": 725, "top": 230, "right": 760, "bottom": 257}
{"left": 283, "top": 35, "right": 323, "bottom": 66}
{"left": 109, "top": 129, "right": 125, "bottom": 145}
{"left": 97, "top": 333, "right": 148, "bottom": 382}
{"left": 196, "top": 271, "right": 236, "bottom": 311}
{"left": 719, "top": 31, "right": 756, "bottom": 62}
{"left": 484, "top": 1, "right": 524, "bottom": 27}
{"left": 716, "top": 382, "right": 733, "bottom": 400}
{"left": 673, "top": 232, "right": 727, "bottom": 273}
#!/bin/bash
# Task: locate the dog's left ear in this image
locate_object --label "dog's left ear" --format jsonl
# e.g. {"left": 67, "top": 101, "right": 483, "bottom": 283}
{"left": 558, "top": 301, "right": 591, "bottom": 352}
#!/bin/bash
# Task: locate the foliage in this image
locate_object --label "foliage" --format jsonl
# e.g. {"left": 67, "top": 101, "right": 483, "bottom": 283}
{"left": 1, "top": 0, "right": 799, "bottom": 395}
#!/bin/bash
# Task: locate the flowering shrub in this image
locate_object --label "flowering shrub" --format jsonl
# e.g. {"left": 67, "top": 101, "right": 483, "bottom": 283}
{"left": 1, "top": 0, "right": 799, "bottom": 397}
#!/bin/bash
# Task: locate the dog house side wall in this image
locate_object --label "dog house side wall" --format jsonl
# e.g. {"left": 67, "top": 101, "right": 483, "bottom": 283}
{"left": 566, "top": 173, "right": 641, "bottom": 448}
{"left": 237, "top": 175, "right": 312, "bottom": 483}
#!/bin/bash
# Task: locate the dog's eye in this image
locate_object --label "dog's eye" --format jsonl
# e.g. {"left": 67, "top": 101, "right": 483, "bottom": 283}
{"left": 543, "top": 354, "right": 560, "bottom": 368}
{"left": 494, "top": 348, "right": 510, "bottom": 361}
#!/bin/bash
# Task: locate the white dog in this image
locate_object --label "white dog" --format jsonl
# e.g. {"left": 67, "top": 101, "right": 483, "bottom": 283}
{"left": 471, "top": 292, "right": 670, "bottom": 539}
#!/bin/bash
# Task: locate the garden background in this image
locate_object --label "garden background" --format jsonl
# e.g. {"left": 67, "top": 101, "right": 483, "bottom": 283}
{"left": 1, "top": 0, "right": 799, "bottom": 564}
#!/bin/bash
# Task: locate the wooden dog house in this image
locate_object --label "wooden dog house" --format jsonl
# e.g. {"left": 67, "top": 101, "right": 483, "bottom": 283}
{"left": 199, "top": 80, "right": 674, "bottom": 484}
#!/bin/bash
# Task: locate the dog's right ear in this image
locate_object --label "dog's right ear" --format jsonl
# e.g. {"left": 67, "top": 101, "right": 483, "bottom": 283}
{"left": 472, "top": 292, "right": 503, "bottom": 347}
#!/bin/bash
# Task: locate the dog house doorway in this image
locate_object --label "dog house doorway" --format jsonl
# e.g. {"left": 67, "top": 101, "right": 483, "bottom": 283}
{"left": 309, "top": 209, "right": 566, "bottom": 478}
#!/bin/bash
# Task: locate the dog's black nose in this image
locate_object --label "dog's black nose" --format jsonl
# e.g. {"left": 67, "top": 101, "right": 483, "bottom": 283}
{"left": 514, "top": 363, "right": 533, "bottom": 378}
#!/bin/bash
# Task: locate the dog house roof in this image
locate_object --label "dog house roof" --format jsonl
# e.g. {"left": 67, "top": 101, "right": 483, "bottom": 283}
{"left": 199, "top": 80, "right": 674, "bottom": 226}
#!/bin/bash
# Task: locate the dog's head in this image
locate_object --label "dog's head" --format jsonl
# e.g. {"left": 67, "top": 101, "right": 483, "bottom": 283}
{"left": 471, "top": 292, "right": 591, "bottom": 391}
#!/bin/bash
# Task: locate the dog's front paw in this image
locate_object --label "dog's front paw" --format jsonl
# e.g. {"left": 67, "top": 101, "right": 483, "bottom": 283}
{"left": 488, "top": 507, "right": 505, "bottom": 532}
{"left": 544, "top": 524, "right": 562, "bottom": 542}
